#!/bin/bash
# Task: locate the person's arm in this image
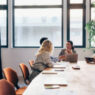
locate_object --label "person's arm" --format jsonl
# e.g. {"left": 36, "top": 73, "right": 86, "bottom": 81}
{"left": 42, "top": 52, "right": 53, "bottom": 68}
{"left": 59, "top": 55, "right": 66, "bottom": 61}
{"left": 59, "top": 49, "right": 65, "bottom": 56}
{"left": 59, "top": 49, "right": 66, "bottom": 61}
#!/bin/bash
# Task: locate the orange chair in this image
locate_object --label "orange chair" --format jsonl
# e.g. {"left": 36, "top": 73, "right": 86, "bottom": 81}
{"left": 19, "top": 63, "right": 30, "bottom": 85}
{"left": 0, "top": 79, "right": 16, "bottom": 95}
{"left": 29, "top": 60, "right": 34, "bottom": 69}
{"left": 3, "top": 68, "right": 26, "bottom": 95}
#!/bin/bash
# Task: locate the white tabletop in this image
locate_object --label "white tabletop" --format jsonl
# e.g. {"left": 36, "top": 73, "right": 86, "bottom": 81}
{"left": 23, "top": 61, "right": 95, "bottom": 95}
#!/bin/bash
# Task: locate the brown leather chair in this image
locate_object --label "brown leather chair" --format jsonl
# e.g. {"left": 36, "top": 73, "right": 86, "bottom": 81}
{"left": 29, "top": 60, "right": 34, "bottom": 69}
{"left": 3, "top": 68, "right": 27, "bottom": 95}
{"left": 0, "top": 79, "right": 16, "bottom": 95}
{"left": 19, "top": 63, "right": 30, "bottom": 85}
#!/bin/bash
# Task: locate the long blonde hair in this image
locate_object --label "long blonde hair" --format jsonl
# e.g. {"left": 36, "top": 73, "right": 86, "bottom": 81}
{"left": 37, "top": 40, "right": 53, "bottom": 56}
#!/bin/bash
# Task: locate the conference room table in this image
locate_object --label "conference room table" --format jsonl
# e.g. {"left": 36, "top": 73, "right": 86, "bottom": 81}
{"left": 23, "top": 61, "right": 95, "bottom": 95}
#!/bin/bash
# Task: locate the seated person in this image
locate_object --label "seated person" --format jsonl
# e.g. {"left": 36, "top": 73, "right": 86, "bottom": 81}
{"left": 29, "top": 40, "right": 53, "bottom": 81}
{"left": 40, "top": 37, "right": 48, "bottom": 45}
{"left": 40, "top": 37, "right": 58, "bottom": 63}
{"left": 59, "top": 41, "right": 78, "bottom": 62}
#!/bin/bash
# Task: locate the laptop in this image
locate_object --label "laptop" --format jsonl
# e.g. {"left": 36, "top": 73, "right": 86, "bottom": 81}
{"left": 66, "top": 53, "right": 78, "bottom": 63}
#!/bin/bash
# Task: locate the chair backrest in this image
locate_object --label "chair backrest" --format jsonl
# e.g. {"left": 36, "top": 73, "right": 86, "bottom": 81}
{"left": 29, "top": 60, "right": 34, "bottom": 67}
{"left": 0, "top": 79, "right": 16, "bottom": 95}
{"left": 3, "top": 67, "right": 19, "bottom": 89}
{"left": 19, "top": 63, "right": 30, "bottom": 84}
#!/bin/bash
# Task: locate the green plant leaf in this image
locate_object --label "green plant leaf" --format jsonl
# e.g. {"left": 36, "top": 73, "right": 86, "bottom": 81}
{"left": 85, "top": 20, "right": 95, "bottom": 48}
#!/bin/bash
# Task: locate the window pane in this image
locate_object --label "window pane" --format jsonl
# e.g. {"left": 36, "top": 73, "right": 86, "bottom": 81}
{"left": 91, "top": 8, "right": 95, "bottom": 20}
{"left": 0, "top": 10, "right": 7, "bottom": 45}
{"left": 91, "top": 0, "right": 95, "bottom": 4}
{"left": 0, "top": 0, "right": 7, "bottom": 5}
{"left": 15, "top": 9, "right": 62, "bottom": 47}
{"left": 70, "top": 9, "right": 83, "bottom": 46}
{"left": 15, "top": 0, "right": 62, "bottom": 5}
{"left": 91, "top": 36, "right": 95, "bottom": 47}
{"left": 70, "top": 0, "right": 83, "bottom": 4}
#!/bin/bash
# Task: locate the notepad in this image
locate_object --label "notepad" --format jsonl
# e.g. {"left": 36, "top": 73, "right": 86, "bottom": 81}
{"left": 54, "top": 69, "right": 64, "bottom": 72}
{"left": 42, "top": 70, "right": 57, "bottom": 74}
{"left": 44, "top": 83, "right": 67, "bottom": 86}
{"left": 44, "top": 85, "right": 60, "bottom": 89}
{"left": 42, "top": 72, "right": 57, "bottom": 74}
{"left": 53, "top": 65, "right": 66, "bottom": 69}
{"left": 55, "top": 61, "right": 69, "bottom": 65}
{"left": 72, "top": 65, "right": 80, "bottom": 70}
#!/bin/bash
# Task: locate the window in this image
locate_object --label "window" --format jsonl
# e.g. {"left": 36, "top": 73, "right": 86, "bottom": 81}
{"left": 91, "top": 0, "right": 95, "bottom": 3}
{"left": 91, "top": 0, "right": 95, "bottom": 20}
{"left": 91, "top": 0, "right": 95, "bottom": 47}
{"left": 70, "top": 0, "right": 83, "bottom": 4}
{"left": 91, "top": 8, "right": 95, "bottom": 20}
{"left": 15, "top": 0, "right": 61, "bottom": 5}
{"left": 13, "top": 0, "right": 63, "bottom": 48}
{"left": 0, "top": 0, "right": 7, "bottom": 5}
{"left": 67, "top": 0, "right": 86, "bottom": 47}
{"left": 0, "top": 0, "right": 8, "bottom": 47}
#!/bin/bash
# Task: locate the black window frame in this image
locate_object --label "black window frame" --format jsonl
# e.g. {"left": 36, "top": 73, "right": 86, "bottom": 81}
{"left": 67, "top": 0, "right": 86, "bottom": 48}
{"left": 0, "top": 0, "right": 8, "bottom": 48}
{"left": 13, "top": 0, "right": 63, "bottom": 48}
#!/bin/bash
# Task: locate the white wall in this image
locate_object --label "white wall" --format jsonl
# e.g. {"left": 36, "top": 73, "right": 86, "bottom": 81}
{"left": 2, "top": 0, "right": 93, "bottom": 76}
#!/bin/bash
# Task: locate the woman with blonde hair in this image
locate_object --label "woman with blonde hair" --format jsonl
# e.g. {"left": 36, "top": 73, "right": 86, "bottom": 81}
{"left": 29, "top": 40, "right": 53, "bottom": 81}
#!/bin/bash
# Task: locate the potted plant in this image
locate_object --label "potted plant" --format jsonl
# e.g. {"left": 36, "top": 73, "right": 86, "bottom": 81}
{"left": 85, "top": 20, "right": 95, "bottom": 49}
{"left": 85, "top": 20, "right": 95, "bottom": 63}
{"left": 85, "top": 1, "right": 95, "bottom": 49}
{"left": 84, "top": 1, "right": 95, "bottom": 63}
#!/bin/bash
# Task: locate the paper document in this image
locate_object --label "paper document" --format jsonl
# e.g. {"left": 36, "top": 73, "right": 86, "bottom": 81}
{"left": 42, "top": 70, "right": 57, "bottom": 74}
{"left": 53, "top": 65, "right": 66, "bottom": 69}
{"left": 72, "top": 65, "right": 80, "bottom": 70}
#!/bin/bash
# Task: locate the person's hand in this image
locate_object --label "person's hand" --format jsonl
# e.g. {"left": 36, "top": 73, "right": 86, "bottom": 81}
{"left": 59, "top": 55, "right": 66, "bottom": 61}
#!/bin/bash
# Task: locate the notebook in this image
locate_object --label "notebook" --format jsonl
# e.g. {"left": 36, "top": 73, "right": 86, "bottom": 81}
{"left": 42, "top": 70, "right": 57, "bottom": 74}
{"left": 54, "top": 69, "right": 64, "bottom": 72}
{"left": 72, "top": 65, "right": 80, "bottom": 70}
{"left": 44, "top": 85, "right": 60, "bottom": 89}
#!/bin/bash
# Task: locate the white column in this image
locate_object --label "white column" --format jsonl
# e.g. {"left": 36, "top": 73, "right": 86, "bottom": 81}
{"left": 8, "top": 0, "right": 12, "bottom": 48}
{"left": 86, "top": 0, "right": 90, "bottom": 48}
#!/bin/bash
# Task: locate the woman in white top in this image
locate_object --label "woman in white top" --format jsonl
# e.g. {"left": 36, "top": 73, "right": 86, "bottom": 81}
{"left": 29, "top": 40, "right": 53, "bottom": 81}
